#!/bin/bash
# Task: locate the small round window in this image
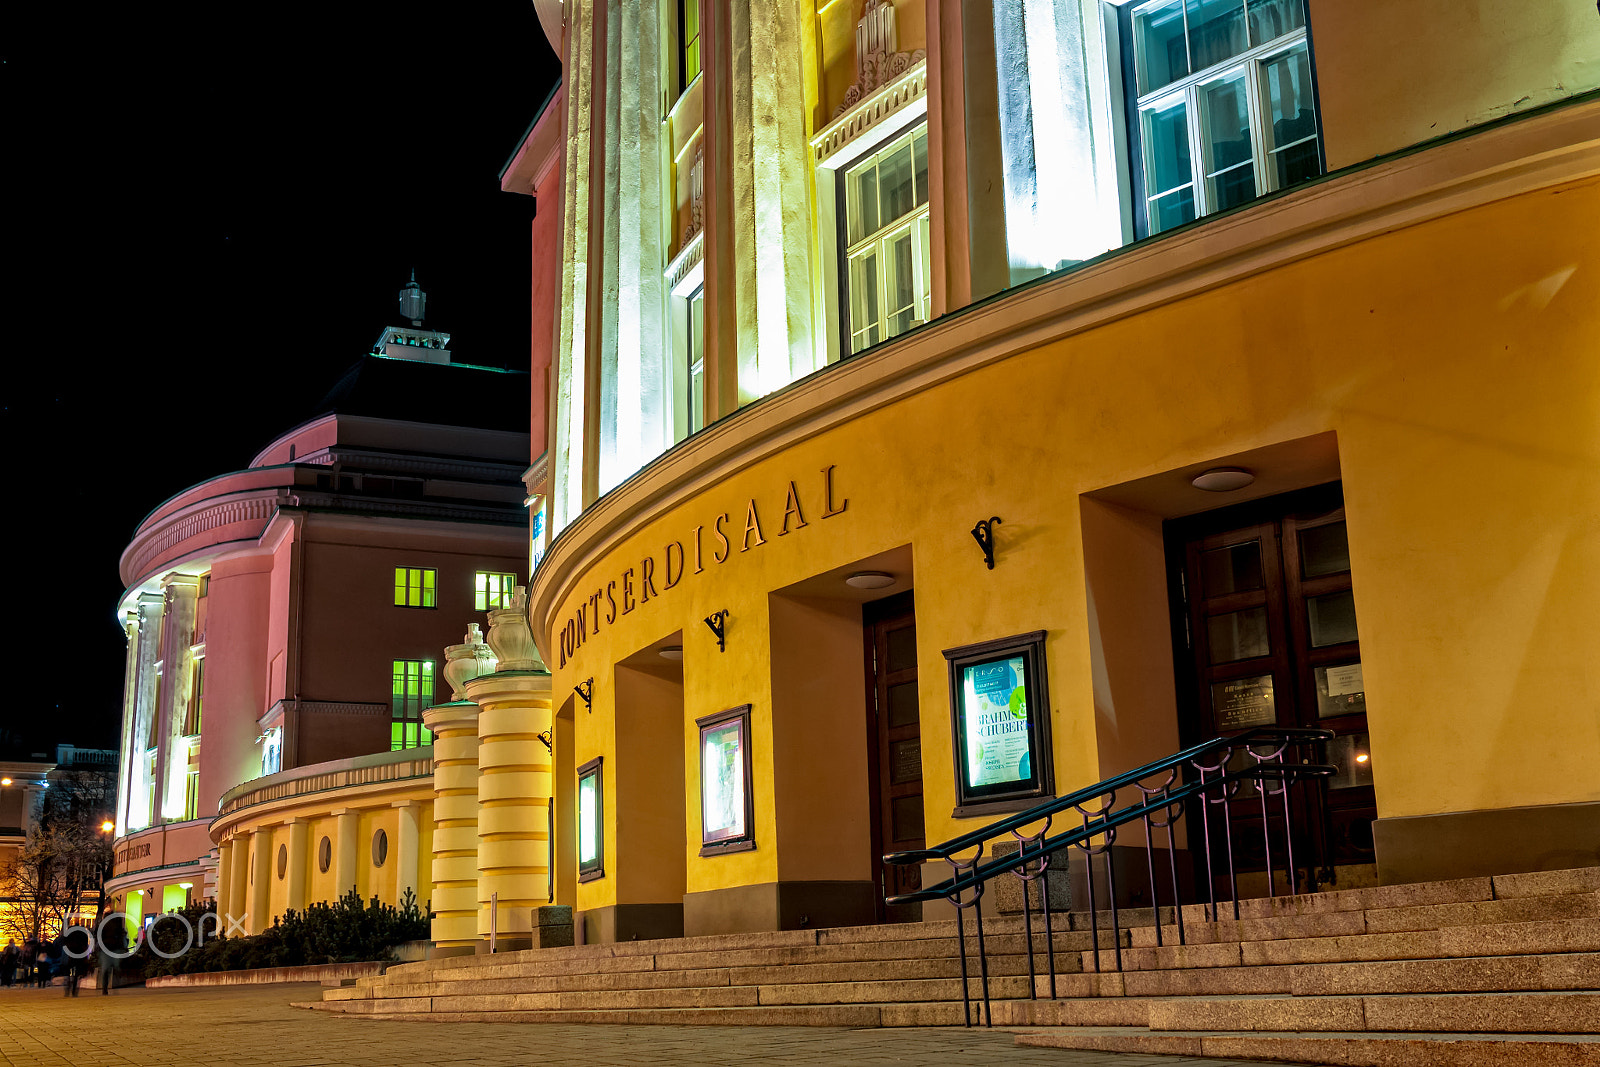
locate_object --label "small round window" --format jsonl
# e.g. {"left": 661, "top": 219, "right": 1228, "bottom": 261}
{"left": 277, "top": 843, "right": 288, "bottom": 880}
{"left": 317, "top": 836, "right": 332, "bottom": 874}
{"left": 371, "top": 829, "right": 389, "bottom": 868}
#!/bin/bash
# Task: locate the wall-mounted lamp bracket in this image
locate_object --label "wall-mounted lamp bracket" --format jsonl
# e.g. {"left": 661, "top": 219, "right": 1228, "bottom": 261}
{"left": 704, "top": 610, "right": 729, "bottom": 652}
{"left": 536, "top": 730, "right": 553, "bottom": 753}
{"left": 972, "top": 516, "right": 1002, "bottom": 570}
{"left": 574, "top": 678, "right": 593, "bottom": 712}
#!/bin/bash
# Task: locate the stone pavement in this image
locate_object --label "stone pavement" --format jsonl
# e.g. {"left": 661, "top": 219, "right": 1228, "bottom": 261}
{"left": 0, "top": 983, "right": 1282, "bottom": 1067}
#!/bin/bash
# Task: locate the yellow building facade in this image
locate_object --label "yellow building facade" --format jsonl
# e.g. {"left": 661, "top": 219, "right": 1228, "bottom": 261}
{"left": 509, "top": 0, "right": 1600, "bottom": 946}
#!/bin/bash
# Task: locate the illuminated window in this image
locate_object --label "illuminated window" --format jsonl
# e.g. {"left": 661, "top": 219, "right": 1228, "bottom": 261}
{"left": 686, "top": 286, "right": 706, "bottom": 434}
{"left": 1127, "top": 0, "right": 1320, "bottom": 235}
{"left": 183, "top": 768, "right": 199, "bottom": 821}
{"left": 842, "top": 125, "right": 931, "bottom": 355}
{"left": 393, "top": 567, "right": 437, "bottom": 608}
{"left": 679, "top": 0, "right": 701, "bottom": 92}
{"left": 474, "top": 572, "right": 520, "bottom": 612}
{"left": 577, "top": 757, "right": 604, "bottom": 882}
{"left": 262, "top": 727, "right": 283, "bottom": 776}
{"left": 184, "top": 657, "right": 204, "bottom": 736}
{"left": 391, "top": 659, "right": 436, "bottom": 750}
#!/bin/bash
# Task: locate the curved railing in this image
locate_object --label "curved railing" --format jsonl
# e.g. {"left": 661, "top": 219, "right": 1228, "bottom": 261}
{"left": 883, "top": 727, "right": 1335, "bottom": 1026}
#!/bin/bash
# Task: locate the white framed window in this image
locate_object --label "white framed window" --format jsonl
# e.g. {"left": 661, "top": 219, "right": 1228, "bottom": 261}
{"left": 1129, "top": 0, "right": 1319, "bottom": 234}
{"left": 474, "top": 572, "right": 519, "bottom": 612}
{"left": 685, "top": 286, "right": 706, "bottom": 434}
{"left": 841, "top": 125, "right": 931, "bottom": 355}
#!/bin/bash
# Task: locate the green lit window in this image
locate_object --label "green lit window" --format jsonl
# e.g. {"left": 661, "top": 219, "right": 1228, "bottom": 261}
{"left": 184, "top": 657, "right": 205, "bottom": 736}
{"left": 842, "top": 124, "right": 932, "bottom": 355}
{"left": 394, "top": 567, "right": 437, "bottom": 608}
{"left": 474, "top": 572, "right": 519, "bottom": 612}
{"left": 183, "top": 768, "right": 199, "bottom": 821}
{"left": 391, "top": 659, "right": 436, "bottom": 751}
{"left": 679, "top": 0, "right": 701, "bottom": 91}
{"left": 577, "top": 757, "right": 604, "bottom": 882}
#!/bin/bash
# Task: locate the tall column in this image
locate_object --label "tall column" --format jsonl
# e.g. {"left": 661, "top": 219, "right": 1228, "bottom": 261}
{"left": 285, "top": 818, "right": 308, "bottom": 913}
{"left": 424, "top": 701, "right": 483, "bottom": 952}
{"left": 728, "top": 0, "right": 816, "bottom": 401}
{"left": 468, "top": 671, "right": 554, "bottom": 952}
{"left": 128, "top": 592, "right": 164, "bottom": 831}
{"left": 115, "top": 612, "right": 140, "bottom": 833}
{"left": 394, "top": 801, "right": 420, "bottom": 910}
{"left": 216, "top": 840, "right": 233, "bottom": 920}
{"left": 227, "top": 834, "right": 249, "bottom": 929}
{"left": 333, "top": 810, "right": 359, "bottom": 899}
{"left": 157, "top": 577, "right": 201, "bottom": 822}
{"left": 249, "top": 829, "right": 272, "bottom": 934}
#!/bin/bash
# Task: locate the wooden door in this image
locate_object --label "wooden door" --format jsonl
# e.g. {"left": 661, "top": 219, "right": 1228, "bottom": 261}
{"left": 1171, "top": 484, "right": 1375, "bottom": 882}
{"left": 865, "top": 592, "right": 924, "bottom": 922}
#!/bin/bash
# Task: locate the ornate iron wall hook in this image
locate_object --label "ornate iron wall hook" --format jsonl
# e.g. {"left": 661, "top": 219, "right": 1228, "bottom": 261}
{"left": 536, "top": 730, "right": 553, "bottom": 753}
{"left": 971, "top": 516, "right": 1002, "bottom": 569}
{"left": 574, "top": 678, "right": 593, "bottom": 712}
{"left": 704, "top": 610, "right": 729, "bottom": 652}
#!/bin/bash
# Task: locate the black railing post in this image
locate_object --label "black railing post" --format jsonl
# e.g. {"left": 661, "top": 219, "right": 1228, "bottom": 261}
{"left": 1041, "top": 845, "right": 1057, "bottom": 1000}
{"left": 974, "top": 893, "right": 992, "bottom": 1027}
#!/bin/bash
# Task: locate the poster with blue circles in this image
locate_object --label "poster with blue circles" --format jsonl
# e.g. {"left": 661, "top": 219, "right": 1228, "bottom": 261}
{"left": 962, "top": 654, "right": 1031, "bottom": 788}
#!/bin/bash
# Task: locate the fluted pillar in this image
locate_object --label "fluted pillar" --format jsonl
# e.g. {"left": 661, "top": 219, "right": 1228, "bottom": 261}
{"left": 466, "top": 671, "right": 553, "bottom": 951}
{"left": 227, "top": 834, "right": 249, "bottom": 929}
{"left": 215, "top": 840, "right": 233, "bottom": 920}
{"left": 248, "top": 829, "right": 272, "bottom": 934}
{"left": 423, "top": 701, "right": 483, "bottom": 951}
{"left": 285, "top": 818, "right": 308, "bottom": 913}
{"left": 333, "top": 809, "right": 359, "bottom": 898}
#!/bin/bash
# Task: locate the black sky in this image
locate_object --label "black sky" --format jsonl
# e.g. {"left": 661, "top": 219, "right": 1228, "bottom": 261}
{"left": 0, "top": 2, "right": 559, "bottom": 757}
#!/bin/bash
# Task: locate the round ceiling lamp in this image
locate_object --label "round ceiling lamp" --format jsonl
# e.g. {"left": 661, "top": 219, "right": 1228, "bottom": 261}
{"left": 1191, "top": 467, "right": 1256, "bottom": 492}
{"left": 658, "top": 645, "right": 683, "bottom": 661}
{"left": 844, "top": 571, "right": 896, "bottom": 590}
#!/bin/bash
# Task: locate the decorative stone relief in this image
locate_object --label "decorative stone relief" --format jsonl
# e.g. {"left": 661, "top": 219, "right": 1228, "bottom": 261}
{"left": 486, "top": 586, "right": 547, "bottom": 672}
{"left": 682, "top": 143, "right": 705, "bottom": 246}
{"left": 835, "top": 0, "right": 927, "bottom": 119}
{"left": 443, "top": 623, "right": 498, "bottom": 701}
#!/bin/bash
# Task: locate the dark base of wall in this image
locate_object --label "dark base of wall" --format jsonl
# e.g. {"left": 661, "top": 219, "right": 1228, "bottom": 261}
{"left": 682, "top": 880, "right": 876, "bottom": 937}
{"left": 579, "top": 903, "right": 685, "bottom": 944}
{"left": 1374, "top": 801, "right": 1600, "bottom": 885}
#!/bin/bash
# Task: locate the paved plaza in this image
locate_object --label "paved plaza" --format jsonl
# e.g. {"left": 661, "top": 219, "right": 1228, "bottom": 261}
{"left": 0, "top": 984, "right": 1272, "bottom": 1067}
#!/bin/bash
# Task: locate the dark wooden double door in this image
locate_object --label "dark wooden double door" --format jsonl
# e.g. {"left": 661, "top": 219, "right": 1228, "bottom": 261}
{"left": 1170, "top": 484, "right": 1376, "bottom": 881}
{"left": 865, "top": 592, "right": 925, "bottom": 922}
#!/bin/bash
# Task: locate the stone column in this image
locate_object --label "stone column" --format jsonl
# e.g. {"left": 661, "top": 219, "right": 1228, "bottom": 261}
{"left": 248, "top": 829, "right": 272, "bottom": 934}
{"left": 157, "top": 577, "right": 200, "bottom": 822}
{"left": 215, "top": 840, "right": 233, "bottom": 918}
{"left": 424, "top": 701, "right": 482, "bottom": 952}
{"left": 227, "top": 834, "right": 249, "bottom": 930}
{"left": 128, "top": 592, "right": 165, "bottom": 831}
{"left": 285, "top": 818, "right": 308, "bottom": 913}
{"left": 394, "top": 801, "right": 420, "bottom": 910}
{"left": 467, "top": 671, "right": 553, "bottom": 952}
{"left": 115, "top": 611, "right": 140, "bottom": 833}
{"left": 333, "top": 810, "right": 359, "bottom": 899}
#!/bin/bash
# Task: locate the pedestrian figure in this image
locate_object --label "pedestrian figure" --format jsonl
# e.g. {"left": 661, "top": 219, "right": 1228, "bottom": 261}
{"left": 97, "top": 916, "right": 127, "bottom": 995}
{"left": 20, "top": 939, "right": 35, "bottom": 986}
{"left": 35, "top": 944, "right": 51, "bottom": 988}
{"left": 61, "top": 928, "right": 90, "bottom": 997}
{"left": 0, "top": 939, "right": 17, "bottom": 987}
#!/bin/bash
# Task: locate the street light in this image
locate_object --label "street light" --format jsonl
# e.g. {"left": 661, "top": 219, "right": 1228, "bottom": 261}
{"left": 101, "top": 820, "right": 115, "bottom": 834}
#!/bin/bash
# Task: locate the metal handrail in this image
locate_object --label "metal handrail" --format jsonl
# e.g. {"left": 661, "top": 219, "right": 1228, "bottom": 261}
{"left": 882, "top": 727, "right": 1335, "bottom": 1027}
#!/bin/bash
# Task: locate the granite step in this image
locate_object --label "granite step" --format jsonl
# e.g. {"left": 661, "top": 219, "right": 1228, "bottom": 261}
{"left": 1146, "top": 991, "right": 1600, "bottom": 1034}
{"left": 1012, "top": 1026, "right": 1600, "bottom": 1066}
{"left": 1088, "top": 918, "right": 1600, "bottom": 972}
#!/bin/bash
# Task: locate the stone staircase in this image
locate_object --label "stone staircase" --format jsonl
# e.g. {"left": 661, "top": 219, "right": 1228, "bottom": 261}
{"left": 300, "top": 866, "right": 1600, "bottom": 1065}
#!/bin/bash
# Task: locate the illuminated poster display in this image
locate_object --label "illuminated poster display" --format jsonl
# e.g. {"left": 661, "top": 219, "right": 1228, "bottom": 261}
{"left": 577, "top": 757, "right": 603, "bottom": 881}
{"left": 697, "top": 705, "right": 755, "bottom": 854}
{"left": 944, "top": 632, "right": 1054, "bottom": 812}
{"left": 962, "top": 655, "right": 1032, "bottom": 789}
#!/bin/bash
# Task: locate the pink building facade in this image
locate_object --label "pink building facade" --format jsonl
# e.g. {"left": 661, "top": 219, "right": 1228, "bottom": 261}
{"left": 107, "top": 350, "right": 531, "bottom": 924}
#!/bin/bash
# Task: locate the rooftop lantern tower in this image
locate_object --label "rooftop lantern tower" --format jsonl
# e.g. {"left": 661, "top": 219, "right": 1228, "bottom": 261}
{"left": 373, "top": 270, "right": 453, "bottom": 364}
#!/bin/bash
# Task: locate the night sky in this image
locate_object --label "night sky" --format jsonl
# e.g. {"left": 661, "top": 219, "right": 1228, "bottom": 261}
{"left": 0, "top": 3, "right": 560, "bottom": 757}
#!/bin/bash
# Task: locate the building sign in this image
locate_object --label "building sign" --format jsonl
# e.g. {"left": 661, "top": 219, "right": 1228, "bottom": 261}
{"left": 944, "top": 632, "right": 1054, "bottom": 813}
{"left": 577, "top": 757, "right": 603, "bottom": 882}
{"left": 1211, "top": 674, "right": 1277, "bottom": 730}
{"left": 697, "top": 705, "right": 755, "bottom": 855}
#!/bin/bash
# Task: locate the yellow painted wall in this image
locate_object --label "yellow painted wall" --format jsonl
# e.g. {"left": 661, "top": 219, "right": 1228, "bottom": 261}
{"left": 550, "top": 175, "right": 1600, "bottom": 892}
{"left": 1312, "top": 0, "right": 1600, "bottom": 169}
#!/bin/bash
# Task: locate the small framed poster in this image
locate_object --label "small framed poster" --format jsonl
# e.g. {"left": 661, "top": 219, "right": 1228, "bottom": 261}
{"left": 696, "top": 705, "right": 755, "bottom": 855}
{"left": 944, "top": 631, "right": 1054, "bottom": 815}
{"left": 577, "top": 756, "right": 604, "bottom": 882}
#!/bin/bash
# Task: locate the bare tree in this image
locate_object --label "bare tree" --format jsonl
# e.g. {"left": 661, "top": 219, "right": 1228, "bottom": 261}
{"left": 0, "top": 767, "right": 116, "bottom": 942}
